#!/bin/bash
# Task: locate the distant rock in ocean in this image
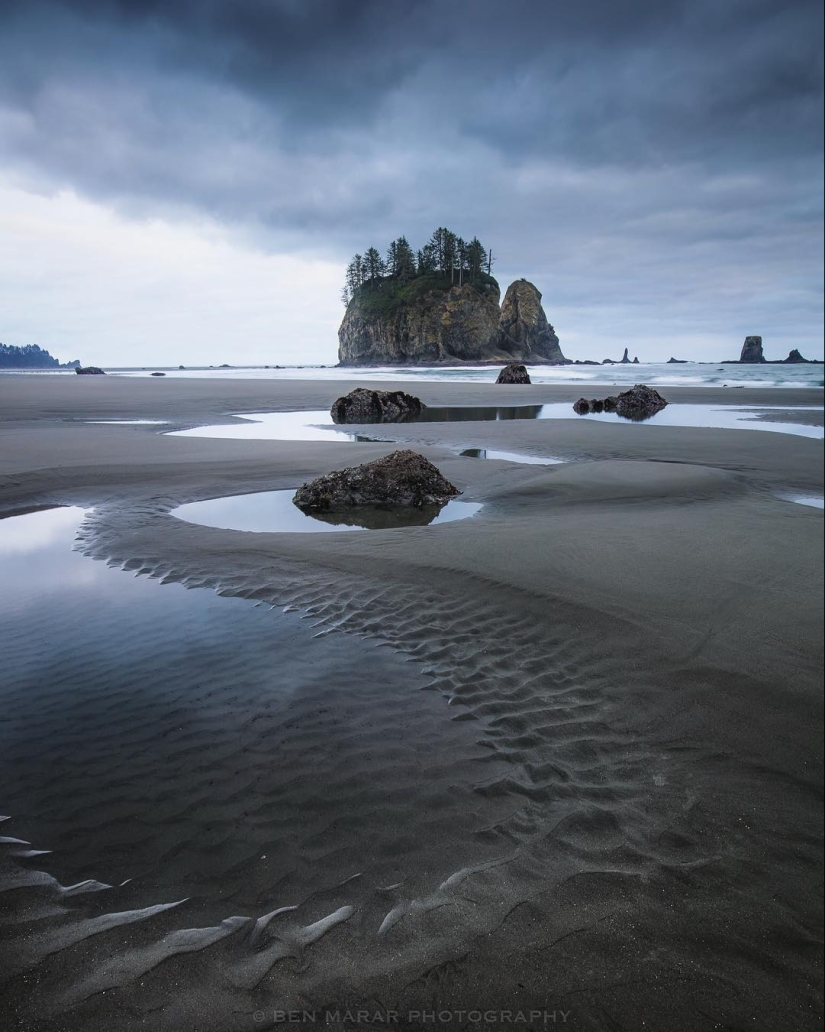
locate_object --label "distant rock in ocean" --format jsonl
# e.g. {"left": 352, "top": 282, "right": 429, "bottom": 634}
{"left": 293, "top": 450, "right": 460, "bottom": 512}
{"left": 667, "top": 357, "right": 688, "bottom": 363}
{"left": 330, "top": 387, "right": 423, "bottom": 424}
{"left": 739, "top": 336, "right": 766, "bottom": 363}
{"left": 781, "top": 349, "right": 820, "bottom": 364}
{"left": 721, "top": 338, "right": 822, "bottom": 364}
{"left": 496, "top": 363, "right": 531, "bottom": 384}
{"left": 620, "top": 347, "right": 632, "bottom": 364}
{"left": 75, "top": 366, "right": 106, "bottom": 375}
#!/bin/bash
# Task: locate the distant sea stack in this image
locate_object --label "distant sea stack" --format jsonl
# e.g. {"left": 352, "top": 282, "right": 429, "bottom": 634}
{"left": 739, "top": 336, "right": 766, "bottom": 363}
{"left": 722, "top": 337, "right": 822, "bottom": 364}
{"left": 337, "top": 228, "right": 568, "bottom": 366}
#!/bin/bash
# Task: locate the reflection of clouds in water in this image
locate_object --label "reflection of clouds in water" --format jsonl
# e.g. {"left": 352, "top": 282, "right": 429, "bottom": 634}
{"left": 0, "top": 507, "right": 89, "bottom": 556}
{"left": 170, "top": 403, "right": 824, "bottom": 445}
{"left": 173, "top": 490, "right": 482, "bottom": 534}
{"left": 776, "top": 494, "right": 824, "bottom": 510}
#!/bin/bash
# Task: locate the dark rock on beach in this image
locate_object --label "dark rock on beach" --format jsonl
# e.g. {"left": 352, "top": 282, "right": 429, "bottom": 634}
{"left": 150, "top": 371, "right": 166, "bottom": 376}
{"left": 330, "top": 387, "right": 423, "bottom": 424}
{"left": 293, "top": 450, "right": 461, "bottom": 513}
{"left": 573, "top": 384, "right": 667, "bottom": 420}
{"left": 496, "top": 363, "right": 531, "bottom": 384}
{"left": 75, "top": 366, "right": 106, "bottom": 375}
{"left": 615, "top": 384, "right": 668, "bottom": 419}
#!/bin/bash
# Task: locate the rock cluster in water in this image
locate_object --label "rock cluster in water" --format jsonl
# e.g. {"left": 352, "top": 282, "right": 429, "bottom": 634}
{"left": 573, "top": 384, "right": 668, "bottom": 421}
{"left": 330, "top": 388, "right": 423, "bottom": 424}
{"left": 75, "top": 366, "right": 106, "bottom": 375}
{"left": 496, "top": 363, "right": 531, "bottom": 384}
{"left": 293, "top": 450, "right": 461, "bottom": 512}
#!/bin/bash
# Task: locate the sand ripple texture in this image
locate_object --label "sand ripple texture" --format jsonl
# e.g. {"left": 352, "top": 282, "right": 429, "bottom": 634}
{"left": 1, "top": 498, "right": 822, "bottom": 1032}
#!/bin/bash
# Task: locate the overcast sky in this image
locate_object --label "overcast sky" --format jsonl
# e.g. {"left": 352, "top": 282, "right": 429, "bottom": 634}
{"left": 0, "top": 0, "right": 822, "bottom": 366}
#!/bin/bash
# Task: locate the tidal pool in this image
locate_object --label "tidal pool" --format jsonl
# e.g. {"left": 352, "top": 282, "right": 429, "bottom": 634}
{"left": 172, "top": 490, "right": 482, "bottom": 532}
{"left": 169, "top": 402, "right": 824, "bottom": 443}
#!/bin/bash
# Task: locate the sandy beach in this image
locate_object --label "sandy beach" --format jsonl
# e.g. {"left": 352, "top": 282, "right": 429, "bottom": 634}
{"left": 1, "top": 373, "right": 822, "bottom": 1031}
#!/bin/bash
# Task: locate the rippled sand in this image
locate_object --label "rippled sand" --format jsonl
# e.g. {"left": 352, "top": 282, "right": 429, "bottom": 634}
{"left": 0, "top": 375, "right": 822, "bottom": 1031}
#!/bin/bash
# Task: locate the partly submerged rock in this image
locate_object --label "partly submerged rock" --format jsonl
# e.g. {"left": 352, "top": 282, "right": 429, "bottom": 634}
{"left": 782, "top": 349, "right": 811, "bottom": 364}
{"left": 293, "top": 450, "right": 460, "bottom": 513}
{"left": 496, "top": 363, "right": 531, "bottom": 384}
{"left": 739, "top": 336, "right": 765, "bottom": 363}
{"left": 667, "top": 357, "right": 688, "bottom": 363}
{"left": 75, "top": 366, "right": 106, "bottom": 375}
{"left": 614, "top": 384, "right": 668, "bottom": 420}
{"left": 573, "top": 384, "right": 666, "bottom": 420}
{"left": 620, "top": 347, "right": 631, "bottom": 364}
{"left": 330, "top": 387, "right": 423, "bottom": 424}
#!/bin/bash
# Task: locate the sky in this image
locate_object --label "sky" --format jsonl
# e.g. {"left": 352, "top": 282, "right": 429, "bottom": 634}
{"left": 0, "top": 0, "right": 822, "bottom": 366}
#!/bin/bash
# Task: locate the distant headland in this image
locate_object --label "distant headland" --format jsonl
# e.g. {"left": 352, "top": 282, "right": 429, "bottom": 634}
{"left": 0, "top": 343, "right": 79, "bottom": 369}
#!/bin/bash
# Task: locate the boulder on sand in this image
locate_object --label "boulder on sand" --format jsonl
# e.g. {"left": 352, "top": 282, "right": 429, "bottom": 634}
{"left": 293, "top": 450, "right": 461, "bottom": 513}
{"left": 330, "top": 387, "right": 423, "bottom": 424}
{"left": 615, "top": 384, "right": 668, "bottom": 419}
{"left": 573, "top": 384, "right": 666, "bottom": 420}
{"left": 496, "top": 363, "right": 531, "bottom": 384}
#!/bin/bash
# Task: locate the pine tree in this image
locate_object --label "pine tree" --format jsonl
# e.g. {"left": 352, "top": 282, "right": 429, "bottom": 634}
{"left": 364, "top": 247, "right": 385, "bottom": 282}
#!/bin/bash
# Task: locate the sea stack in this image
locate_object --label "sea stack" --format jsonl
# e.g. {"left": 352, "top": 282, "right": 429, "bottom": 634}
{"left": 739, "top": 336, "right": 765, "bottom": 363}
{"left": 497, "top": 281, "right": 567, "bottom": 364}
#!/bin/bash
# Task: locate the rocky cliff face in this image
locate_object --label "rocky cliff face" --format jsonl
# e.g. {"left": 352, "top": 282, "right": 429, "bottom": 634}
{"left": 497, "top": 280, "right": 566, "bottom": 363}
{"left": 338, "top": 276, "right": 567, "bottom": 366}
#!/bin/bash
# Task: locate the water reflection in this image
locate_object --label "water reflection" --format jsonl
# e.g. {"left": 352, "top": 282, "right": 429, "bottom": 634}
{"left": 459, "top": 448, "right": 564, "bottom": 465}
{"left": 169, "top": 402, "right": 823, "bottom": 443}
{"left": 776, "top": 494, "right": 824, "bottom": 509}
{"left": 172, "top": 490, "right": 482, "bottom": 533}
{"left": 0, "top": 506, "right": 88, "bottom": 556}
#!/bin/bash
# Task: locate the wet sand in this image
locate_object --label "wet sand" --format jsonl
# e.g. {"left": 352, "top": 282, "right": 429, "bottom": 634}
{"left": 0, "top": 374, "right": 822, "bottom": 1031}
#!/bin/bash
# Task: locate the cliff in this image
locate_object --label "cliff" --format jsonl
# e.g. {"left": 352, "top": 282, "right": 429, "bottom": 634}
{"left": 338, "top": 274, "right": 567, "bottom": 366}
{"left": 497, "top": 280, "right": 566, "bottom": 363}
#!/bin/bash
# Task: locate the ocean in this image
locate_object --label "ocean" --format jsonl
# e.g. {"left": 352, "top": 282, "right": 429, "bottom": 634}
{"left": 5, "top": 361, "right": 824, "bottom": 388}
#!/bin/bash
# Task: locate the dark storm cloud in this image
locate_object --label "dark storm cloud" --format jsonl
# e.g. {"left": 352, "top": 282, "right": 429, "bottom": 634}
{"left": 0, "top": 0, "right": 822, "bottom": 354}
